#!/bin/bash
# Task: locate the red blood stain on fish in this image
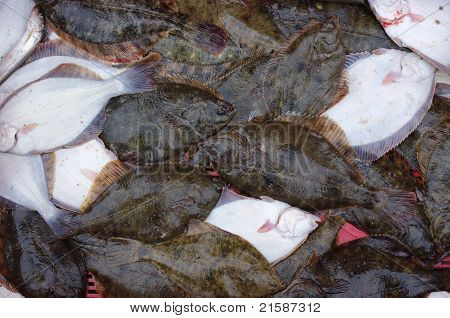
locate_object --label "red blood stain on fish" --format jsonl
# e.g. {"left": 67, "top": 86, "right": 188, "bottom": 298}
{"left": 81, "top": 169, "right": 98, "bottom": 182}
{"left": 257, "top": 220, "right": 277, "bottom": 233}
{"left": 380, "top": 13, "right": 424, "bottom": 28}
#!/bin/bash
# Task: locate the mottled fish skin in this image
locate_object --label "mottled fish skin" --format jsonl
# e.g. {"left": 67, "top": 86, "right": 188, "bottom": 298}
{"left": 43, "top": 138, "right": 129, "bottom": 213}
{"left": 36, "top": 0, "right": 228, "bottom": 61}
{"left": 277, "top": 237, "right": 449, "bottom": 298}
{"left": 0, "top": 5, "right": 44, "bottom": 85}
{"left": 194, "top": 120, "right": 417, "bottom": 233}
{"left": 212, "top": 19, "right": 345, "bottom": 126}
{"left": 102, "top": 81, "right": 235, "bottom": 166}
{"left": 71, "top": 234, "right": 185, "bottom": 298}
{"left": 369, "top": 0, "right": 450, "bottom": 74}
{"left": 206, "top": 189, "right": 320, "bottom": 264}
{"left": 265, "top": 0, "right": 400, "bottom": 53}
{"left": 101, "top": 228, "right": 286, "bottom": 297}
{"left": 323, "top": 49, "right": 436, "bottom": 162}
{"left": 75, "top": 164, "right": 222, "bottom": 244}
{"left": 0, "top": 203, "right": 85, "bottom": 297}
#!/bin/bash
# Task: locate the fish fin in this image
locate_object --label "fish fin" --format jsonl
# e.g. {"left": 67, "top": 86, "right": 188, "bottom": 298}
{"left": 186, "top": 220, "right": 226, "bottom": 236}
{"left": 80, "top": 160, "right": 131, "bottom": 213}
{"left": 353, "top": 83, "right": 435, "bottom": 162}
{"left": 115, "top": 55, "right": 163, "bottom": 94}
{"left": 45, "top": 208, "right": 81, "bottom": 238}
{"left": 41, "top": 152, "right": 57, "bottom": 201}
{"left": 372, "top": 189, "right": 417, "bottom": 233}
{"left": 326, "top": 70, "right": 349, "bottom": 109}
{"left": 344, "top": 51, "right": 371, "bottom": 69}
{"left": 274, "top": 116, "right": 364, "bottom": 182}
{"left": 0, "top": 196, "right": 17, "bottom": 210}
{"left": 257, "top": 220, "right": 277, "bottom": 233}
{"left": 161, "top": 75, "right": 223, "bottom": 100}
{"left": 46, "top": 19, "right": 165, "bottom": 65}
{"left": 416, "top": 120, "right": 449, "bottom": 176}
{"left": 180, "top": 20, "right": 228, "bottom": 55}
{"left": 260, "top": 196, "right": 276, "bottom": 203}
{"left": 49, "top": 197, "right": 81, "bottom": 214}
{"left": 105, "top": 238, "right": 143, "bottom": 267}
{"left": 64, "top": 110, "right": 106, "bottom": 149}
{"left": 364, "top": 235, "right": 413, "bottom": 257}
{"left": 215, "top": 188, "right": 249, "bottom": 208}
{"left": 38, "top": 63, "right": 103, "bottom": 81}
{"left": 323, "top": 279, "right": 349, "bottom": 295}
{"left": 276, "top": 20, "right": 323, "bottom": 57}
{"left": 27, "top": 40, "right": 92, "bottom": 63}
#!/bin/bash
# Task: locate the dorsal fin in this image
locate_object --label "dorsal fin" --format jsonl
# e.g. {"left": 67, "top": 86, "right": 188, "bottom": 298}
{"left": 275, "top": 20, "right": 323, "bottom": 57}
{"left": 41, "top": 152, "right": 57, "bottom": 201}
{"left": 186, "top": 220, "right": 226, "bottom": 236}
{"left": 344, "top": 51, "right": 371, "bottom": 69}
{"left": 273, "top": 115, "right": 364, "bottom": 183}
{"left": 161, "top": 75, "right": 224, "bottom": 100}
{"left": 38, "top": 63, "right": 103, "bottom": 81}
{"left": 80, "top": 160, "right": 131, "bottom": 213}
{"left": 416, "top": 119, "right": 450, "bottom": 176}
{"left": 26, "top": 40, "right": 93, "bottom": 64}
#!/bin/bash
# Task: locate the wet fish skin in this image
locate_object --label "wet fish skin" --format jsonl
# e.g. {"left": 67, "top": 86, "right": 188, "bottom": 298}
{"left": 206, "top": 189, "right": 320, "bottom": 264}
{"left": 0, "top": 153, "right": 80, "bottom": 238}
{"left": 75, "top": 164, "right": 222, "bottom": 244}
{"left": 194, "top": 120, "right": 417, "bottom": 233}
{"left": 0, "top": 6, "right": 44, "bottom": 85}
{"left": 0, "top": 57, "right": 162, "bottom": 155}
{"left": 0, "top": 203, "right": 85, "bottom": 297}
{"left": 278, "top": 237, "right": 449, "bottom": 298}
{"left": 102, "top": 80, "right": 235, "bottom": 166}
{"left": 36, "top": 0, "right": 228, "bottom": 61}
{"left": 71, "top": 234, "right": 185, "bottom": 298}
{"left": 103, "top": 227, "right": 286, "bottom": 297}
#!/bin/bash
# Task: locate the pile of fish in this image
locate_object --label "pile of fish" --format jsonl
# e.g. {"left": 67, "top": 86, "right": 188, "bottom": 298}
{"left": 0, "top": 0, "right": 449, "bottom": 298}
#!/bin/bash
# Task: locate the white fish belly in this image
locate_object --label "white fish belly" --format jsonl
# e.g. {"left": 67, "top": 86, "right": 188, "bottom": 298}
{"left": 50, "top": 139, "right": 118, "bottom": 212}
{"left": 0, "top": 78, "right": 119, "bottom": 154}
{"left": 207, "top": 199, "right": 315, "bottom": 263}
{"left": 0, "top": 152, "right": 50, "bottom": 213}
{"left": 0, "top": 56, "right": 123, "bottom": 106}
{"left": 324, "top": 50, "right": 435, "bottom": 149}
{"left": 0, "top": 0, "right": 35, "bottom": 60}
{"left": 0, "top": 286, "right": 23, "bottom": 298}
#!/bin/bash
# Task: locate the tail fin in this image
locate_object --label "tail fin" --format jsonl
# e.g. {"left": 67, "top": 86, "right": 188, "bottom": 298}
{"left": 44, "top": 208, "right": 81, "bottom": 239}
{"left": 115, "top": 54, "right": 163, "bottom": 94}
{"left": 372, "top": 189, "right": 417, "bottom": 232}
{"left": 182, "top": 21, "right": 228, "bottom": 56}
{"left": 104, "top": 238, "right": 142, "bottom": 267}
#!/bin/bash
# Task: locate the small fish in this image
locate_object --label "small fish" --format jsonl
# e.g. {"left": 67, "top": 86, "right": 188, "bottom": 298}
{"left": 0, "top": 1, "right": 43, "bottom": 84}
{"left": 322, "top": 49, "right": 436, "bottom": 162}
{"left": 0, "top": 55, "right": 162, "bottom": 155}
{"left": 75, "top": 164, "right": 222, "bottom": 244}
{"left": 369, "top": 0, "right": 450, "bottom": 74}
{"left": 36, "top": 0, "right": 228, "bottom": 63}
{"left": 71, "top": 234, "right": 185, "bottom": 298}
{"left": 101, "top": 78, "right": 235, "bottom": 165}
{"left": 206, "top": 189, "right": 320, "bottom": 264}
{"left": 194, "top": 118, "right": 418, "bottom": 234}
{"left": 0, "top": 153, "right": 79, "bottom": 237}
{"left": 0, "top": 202, "right": 85, "bottom": 297}
{"left": 0, "top": 42, "right": 126, "bottom": 106}
{"left": 101, "top": 223, "right": 285, "bottom": 297}
{"left": 42, "top": 138, "right": 130, "bottom": 213}
{"left": 277, "top": 237, "right": 449, "bottom": 297}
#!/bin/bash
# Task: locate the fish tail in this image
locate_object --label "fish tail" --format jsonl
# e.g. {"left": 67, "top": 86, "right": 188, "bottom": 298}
{"left": 182, "top": 21, "right": 228, "bottom": 56}
{"left": 114, "top": 53, "right": 163, "bottom": 95}
{"left": 105, "top": 238, "right": 142, "bottom": 267}
{"left": 371, "top": 188, "right": 417, "bottom": 233}
{"left": 44, "top": 207, "right": 81, "bottom": 239}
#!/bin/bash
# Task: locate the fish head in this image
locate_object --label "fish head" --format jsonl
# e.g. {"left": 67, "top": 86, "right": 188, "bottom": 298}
{"left": 185, "top": 98, "right": 235, "bottom": 135}
{"left": 399, "top": 53, "right": 435, "bottom": 81}
{"left": 369, "top": 0, "right": 410, "bottom": 20}
{"left": 277, "top": 207, "right": 320, "bottom": 238}
{"left": 0, "top": 125, "right": 17, "bottom": 152}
